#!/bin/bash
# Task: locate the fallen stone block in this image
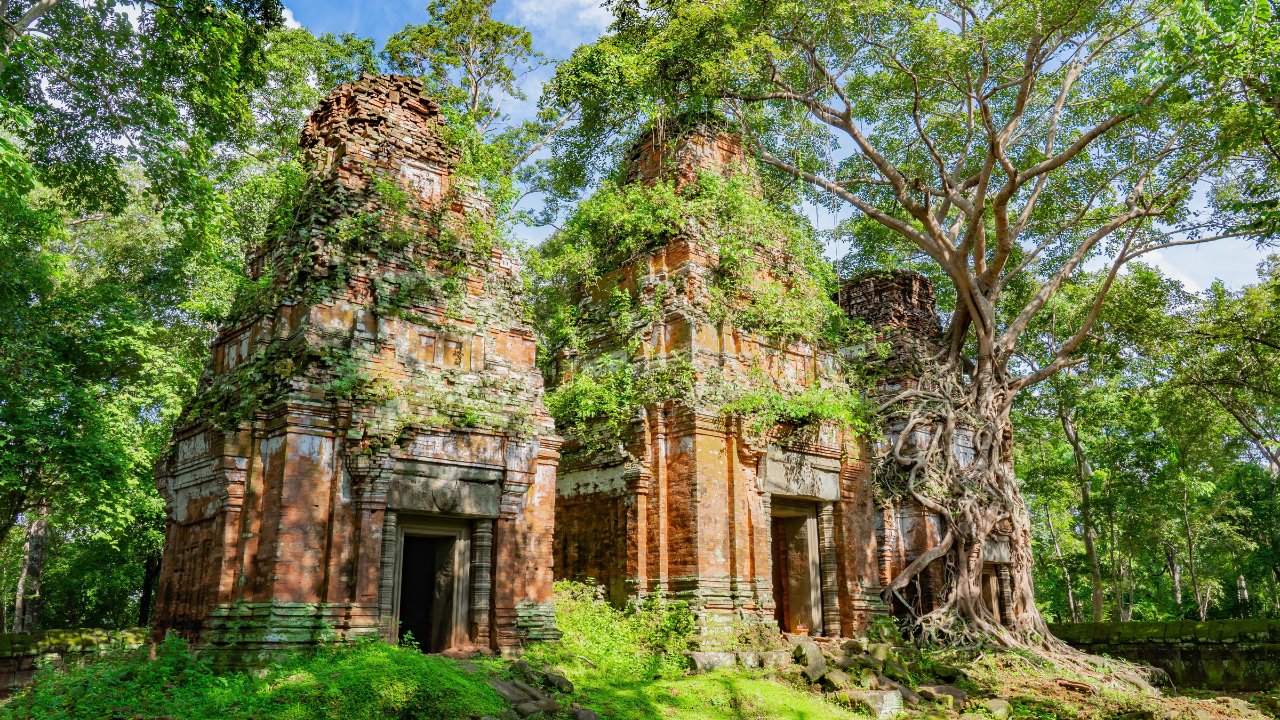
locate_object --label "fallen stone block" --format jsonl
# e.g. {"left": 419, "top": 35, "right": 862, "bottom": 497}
{"left": 838, "top": 689, "right": 904, "bottom": 719}
{"left": 792, "top": 639, "right": 825, "bottom": 668}
{"left": 883, "top": 658, "right": 911, "bottom": 682}
{"left": 802, "top": 661, "right": 827, "bottom": 683}
{"left": 867, "top": 642, "right": 894, "bottom": 662}
{"left": 919, "top": 684, "right": 968, "bottom": 708}
{"left": 875, "top": 675, "right": 922, "bottom": 706}
{"left": 736, "top": 651, "right": 761, "bottom": 669}
{"left": 841, "top": 638, "right": 866, "bottom": 656}
{"left": 487, "top": 678, "right": 531, "bottom": 705}
{"left": 979, "top": 697, "right": 1012, "bottom": 719}
{"left": 932, "top": 662, "right": 967, "bottom": 682}
{"left": 688, "top": 651, "right": 737, "bottom": 672}
{"left": 540, "top": 671, "right": 574, "bottom": 694}
{"left": 758, "top": 650, "right": 792, "bottom": 669}
{"left": 513, "top": 699, "right": 559, "bottom": 718}
{"left": 819, "top": 669, "right": 854, "bottom": 691}
{"left": 511, "top": 679, "right": 554, "bottom": 704}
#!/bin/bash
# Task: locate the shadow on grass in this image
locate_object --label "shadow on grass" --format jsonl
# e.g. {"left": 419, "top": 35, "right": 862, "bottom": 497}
{"left": 571, "top": 671, "right": 860, "bottom": 720}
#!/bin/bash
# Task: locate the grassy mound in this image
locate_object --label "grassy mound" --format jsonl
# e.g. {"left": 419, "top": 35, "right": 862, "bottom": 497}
{"left": 525, "top": 581, "right": 864, "bottom": 720}
{"left": 0, "top": 637, "right": 503, "bottom": 720}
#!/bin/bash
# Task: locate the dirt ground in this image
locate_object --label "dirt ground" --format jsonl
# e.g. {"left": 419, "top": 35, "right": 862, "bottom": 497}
{"left": 960, "top": 650, "right": 1274, "bottom": 719}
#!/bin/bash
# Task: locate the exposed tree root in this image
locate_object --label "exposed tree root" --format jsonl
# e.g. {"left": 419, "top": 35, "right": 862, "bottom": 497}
{"left": 869, "top": 347, "right": 1121, "bottom": 677}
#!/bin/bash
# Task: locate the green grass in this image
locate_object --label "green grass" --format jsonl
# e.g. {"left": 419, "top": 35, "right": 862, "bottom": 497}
{"left": 559, "top": 672, "right": 869, "bottom": 720}
{"left": 525, "top": 581, "right": 869, "bottom": 720}
{"left": 0, "top": 637, "right": 504, "bottom": 720}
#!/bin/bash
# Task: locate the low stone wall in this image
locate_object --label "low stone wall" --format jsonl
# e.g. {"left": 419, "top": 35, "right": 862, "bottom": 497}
{"left": 1051, "top": 620, "right": 1280, "bottom": 691}
{"left": 0, "top": 628, "right": 147, "bottom": 698}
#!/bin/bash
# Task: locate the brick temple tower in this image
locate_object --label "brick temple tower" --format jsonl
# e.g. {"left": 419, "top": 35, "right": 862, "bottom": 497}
{"left": 838, "top": 271, "right": 1014, "bottom": 626}
{"left": 152, "top": 75, "right": 560, "bottom": 662}
{"left": 550, "top": 122, "right": 886, "bottom": 639}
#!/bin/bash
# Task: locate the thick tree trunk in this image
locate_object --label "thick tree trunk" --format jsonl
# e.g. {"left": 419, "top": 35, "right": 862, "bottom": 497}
{"left": 1059, "top": 411, "right": 1105, "bottom": 622}
{"left": 876, "top": 359, "right": 1060, "bottom": 649}
{"left": 1166, "top": 543, "right": 1183, "bottom": 607}
{"left": 11, "top": 502, "right": 50, "bottom": 634}
{"left": 1181, "top": 488, "right": 1208, "bottom": 620}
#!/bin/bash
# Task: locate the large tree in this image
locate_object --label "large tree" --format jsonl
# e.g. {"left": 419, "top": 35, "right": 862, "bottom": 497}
{"left": 543, "top": 0, "right": 1273, "bottom": 649}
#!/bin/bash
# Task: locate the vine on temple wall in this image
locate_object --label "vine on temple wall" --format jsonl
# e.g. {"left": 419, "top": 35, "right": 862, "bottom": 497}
{"left": 531, "top": 165, "right": 881, "bottom": 456}
{"left": 186, "top": 150, "right": 533, "bottom": 443}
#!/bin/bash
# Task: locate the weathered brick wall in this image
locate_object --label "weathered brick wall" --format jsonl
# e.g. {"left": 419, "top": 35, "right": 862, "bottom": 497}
{"left": 0, "top": 628, "right": 146, "bottom": 698}
{"left": 837, "top": 271, "right": 941, "bottom": 340}
{"left": 153, "top": 74, "right": 559, "bottom": 663}
{"left": 1053, "top": 620, "right": 1280, "bottom": 690}
{"left": 554, "top": 490, "right": 633, "bottom": 604}
{"left": 552, "top": 123, "right": 887, "bottom": 639}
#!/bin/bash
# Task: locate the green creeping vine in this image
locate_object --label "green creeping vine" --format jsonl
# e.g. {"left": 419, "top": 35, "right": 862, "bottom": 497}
{"left": 191, "top": 155, "right": 521, "bottom": 439}
{"left": 546, "top": 356, "right": 697, "bottom": 455}
{"left": 531, "top": 171, "right": 856, "bottom": 360}
{"left": 535, "top": 166, "right": 877, "bottom": 453}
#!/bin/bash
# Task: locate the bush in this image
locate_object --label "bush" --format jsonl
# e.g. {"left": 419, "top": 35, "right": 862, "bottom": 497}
{"left": 526, "top": 580, "right": 695, "bottom": 680}
{"left": 2, "top": 636, "right": 503, "bottom": 720}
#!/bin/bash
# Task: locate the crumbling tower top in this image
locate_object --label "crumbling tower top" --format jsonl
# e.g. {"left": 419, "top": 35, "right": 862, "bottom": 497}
{"left": 300, "top": 73, "right": 456, "bottom": 201}
{"left": 837, "top": 270, "right": 942, "bottom": 339}
{"left": 622, "top": 117, "right": 752, "bottom": 188}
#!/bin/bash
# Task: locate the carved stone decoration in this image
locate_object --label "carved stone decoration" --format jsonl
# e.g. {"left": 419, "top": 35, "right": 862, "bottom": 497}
{"left": 819, "top": 503, "right": 842, "bottom": 637}
{"left": 470, "top": 519, "right": 494, "bottom": 645}
{"left": 759, "top": 447, "right": 841, "bottom": 501}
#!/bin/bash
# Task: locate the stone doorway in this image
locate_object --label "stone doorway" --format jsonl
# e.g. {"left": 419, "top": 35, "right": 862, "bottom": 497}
{"left": 770, "top": 501, "right": 823, "bottom": 635}
{"left": 394, "top": 517, "right": 471, "bottom": 652}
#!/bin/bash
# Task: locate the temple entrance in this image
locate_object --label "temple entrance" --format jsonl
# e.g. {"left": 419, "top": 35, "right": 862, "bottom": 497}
{"left": 398, "top": 535, "right": 455, "bottom": 651}
{"left": 770, "top": 501, "right": 823, "bottom": 634}
{"left": 394, "top": 517, "right": 471, "bottom": 652}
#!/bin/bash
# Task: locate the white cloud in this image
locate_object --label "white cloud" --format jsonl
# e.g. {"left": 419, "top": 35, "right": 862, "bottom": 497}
{"left": 508, "top": 0, "right": 611, "bottom": 55}
{"left": 1138, "top": 250, "right": 1205, "bottom": 293}
{"left": 282, "top": 6, "right": 303, "bottom": 29}
{"left": 119, "top": 3, "right": 142, "bottom": 30}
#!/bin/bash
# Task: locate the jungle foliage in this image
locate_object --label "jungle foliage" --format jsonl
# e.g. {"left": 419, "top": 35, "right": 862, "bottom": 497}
{"left": 0, "top": 0, "right": 1279, "bottom": 659}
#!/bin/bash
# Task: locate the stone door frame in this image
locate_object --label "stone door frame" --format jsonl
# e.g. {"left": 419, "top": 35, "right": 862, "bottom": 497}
{"left": 770, "top": 499, "right": 824, "bottom": 635}
{"left": 392, "top": 515, "right": 473, "bottom": 650}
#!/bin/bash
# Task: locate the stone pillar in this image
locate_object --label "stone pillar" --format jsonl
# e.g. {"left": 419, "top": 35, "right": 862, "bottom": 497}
{"left": 471, "top": 519, "right": 494, "bottom": 645}
{"left": 819, "top": 502, "right": 842, "bottom": 637}
{"left": 759, "top": 491, "right": 775, "bottom": 615}
{"left": 347, "top": 452, "right": 393, "bottom": 637}
{"left": 378, "top": 510, "right": 398, "bottom": 640}
{"left": 880, "top": 502, "right": 897, "bottom": 592}
{"left": 997, "top": 564, "right": 1013, "bottom": 627}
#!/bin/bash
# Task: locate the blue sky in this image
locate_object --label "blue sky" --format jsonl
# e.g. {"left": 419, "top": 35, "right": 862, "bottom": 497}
{"left": 283, "top": 0, "right": 1272, "bottom": 292}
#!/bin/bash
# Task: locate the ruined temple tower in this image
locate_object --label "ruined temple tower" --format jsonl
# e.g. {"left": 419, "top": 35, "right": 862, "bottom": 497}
{"left": 152, "top": 75, "right": 560, "bottom": 660}
{"left": 550, "top": 123, "right": 886, "bottom": 639}
{"left": 838, "top": 271, "right": 1014, "bottom": 626}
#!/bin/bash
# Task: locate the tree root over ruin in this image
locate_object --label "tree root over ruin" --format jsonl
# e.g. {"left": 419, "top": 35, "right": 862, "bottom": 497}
{"left": 870, "top": 350, "right": 1140, "bottom": 683}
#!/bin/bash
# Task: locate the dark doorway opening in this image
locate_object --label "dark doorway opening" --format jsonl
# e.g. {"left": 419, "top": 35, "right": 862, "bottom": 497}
{"left": 398, "top": 535, "right": 456, "bottom": 652}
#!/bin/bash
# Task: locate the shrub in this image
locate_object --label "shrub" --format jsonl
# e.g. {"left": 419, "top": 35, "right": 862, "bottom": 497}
{"left": 526, "top": 580, "right": 695, "bottom": 680}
